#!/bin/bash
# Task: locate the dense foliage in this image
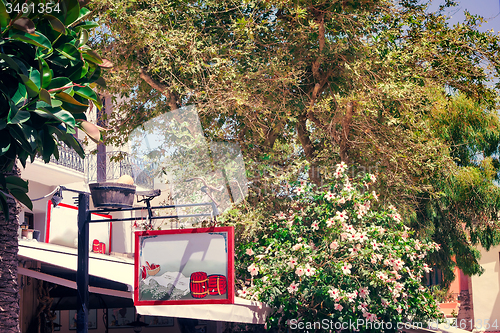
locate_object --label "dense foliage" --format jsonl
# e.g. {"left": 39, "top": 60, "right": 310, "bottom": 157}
{"left": 0, "top": 0, "right": 108, "bottom": 217}
{"left": 222, "top": 163, "right": 443, "bottom": 331}
{"left": 91, "top": 0, "right": 500, "bottom": 282}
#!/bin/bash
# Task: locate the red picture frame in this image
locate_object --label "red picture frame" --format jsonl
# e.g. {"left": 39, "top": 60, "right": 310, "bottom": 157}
{"left": 134, "top": 226, "right": 234, "bottom": 306}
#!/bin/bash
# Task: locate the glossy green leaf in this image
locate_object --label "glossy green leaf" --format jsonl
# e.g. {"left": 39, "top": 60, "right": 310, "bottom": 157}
{"left": 56, "top": 43, "right": 80, "bottom": 61}
{"left": 73, "top": 21, "right": 99, "bottom": 32}
{"left": 38, "top": 88, "right": 51, "bottom": 105}
{"left": 55, "top": 91, "right": 88, "bottom": 106}
{"left": 40, "top": 128, "right": 55, "bottom": 163}
{"left": 8, "top": 124, "right": 34, "bottom": 153}
{"left": 19, "top": 74, "right": 40, "bottom": 97}
{"left": 0, "top": 1, "right": 9, "bottom": 29}
{"left": 74, "top": 85, "right": 100, "bottom": 107}
{"left": 47, "top": 77, "right": 72, "bottom": 94}
{"left": 37, "top": 107, "right": 76, "bottom": 127}
{"left": 29, "top": 69, "right": 41, "bottom": 90}
{"left": 43, "top": 14, "right": 66, "bottom": 35}
{"left": 0, "top": 54, "right": 22, "bottom": 74}
{"left": 11, "top": 82, "right": 28, "bottom": 106}
{"left": 10, "top": 188, "right": 32, "bottom": 210}
{"left": 77, "top": 28, "right": 89, "bottom": 47}
{"left": 9, "top": 31, "right": 52, "bottom": 50}
{"left": 82, "top": 49, "right": 103, "bottom": 64}
{"left": 60, "top": 0, "right": 80, "bottom": 26}
{"left": 68, "top": 61, "right": 88, "bottom": 81}
{"left": 7, "top": 100, "right": 30, "bottom": 124}
{"left": 39, "top": 58, "right": 53, "bottom": 88}
{"left": 0, "top": 134, "right": 10, "bottom": 156}
{"left": 5, "top": 176, "right": 28, "bottom": 192}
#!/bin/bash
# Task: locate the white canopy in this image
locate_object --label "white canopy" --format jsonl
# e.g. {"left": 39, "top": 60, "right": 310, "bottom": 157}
{"left": 18, "top": 239, "right": 270, "bottom": 324}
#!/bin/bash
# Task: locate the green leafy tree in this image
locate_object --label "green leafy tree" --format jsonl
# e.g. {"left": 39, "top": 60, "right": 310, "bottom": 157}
{"left": 92, "top": 0, "right": 500, "bottom": 284}
{"left": 0, "top": 0, "right": 109, "bottom": 331}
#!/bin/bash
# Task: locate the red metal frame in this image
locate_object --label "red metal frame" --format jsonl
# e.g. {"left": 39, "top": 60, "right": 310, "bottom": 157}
{"left": 45, "top": 201, "right": 113, "bottom": 251}
{"left": 134, "top": 226, "right": 235, "bottom": 306}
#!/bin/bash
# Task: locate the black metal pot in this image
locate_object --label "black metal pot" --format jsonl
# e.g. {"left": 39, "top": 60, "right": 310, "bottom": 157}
{"left": 89, "top": 182, "right": 136, "bottom": 208}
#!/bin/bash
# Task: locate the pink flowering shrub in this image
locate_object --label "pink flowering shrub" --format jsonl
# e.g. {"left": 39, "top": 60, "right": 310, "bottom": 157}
{"left": 232, "top": 163, "right": 443, "bottom": 330}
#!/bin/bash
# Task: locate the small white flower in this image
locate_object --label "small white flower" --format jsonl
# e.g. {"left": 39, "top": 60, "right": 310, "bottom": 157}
{"left": 246, "top": 248, "right": 254, "bottom": 256}
{"left": 324, "top": 192, "right": 336, "bottom": 201}
{"left": 295, "top": 266, "right": 305, "bottom": 277}
{"left": 247, "top": 263, "right": 259, "bottom": 276}
{"left": 330, "top": 241, "right": 339, "bottom": 250}
{"left": 287, "top": 281, "right": 299, "bottom": 294}
{"left": 369, "top": 174, "right": 377, "bottom": 182}
{"left": 288, "top": 258, "right": 298, "bottom": 269}
{"left": 341, "top": 262, "right": 352, "bottom": 275}
{"left": 304, "top": 264, "right": 316, "bottom": 277}
{"left": 311, "top": 221, "right": 319, "bottom": 231}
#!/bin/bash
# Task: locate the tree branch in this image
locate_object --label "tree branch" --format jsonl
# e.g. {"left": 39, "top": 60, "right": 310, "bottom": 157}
{"left": 297, "top": 114, "right": 321, "bottom": 184}
{"left": 339, "top": 102, "right": 355, "bottom": 163}
{"left": 139, "top": 67, "right": 179, "bottom": 110}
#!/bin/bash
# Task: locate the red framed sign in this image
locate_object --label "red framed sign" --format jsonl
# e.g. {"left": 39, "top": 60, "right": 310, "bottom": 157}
{"left": 45, "top": 202, "right": 112, "bottom": 253}
{"left": 134, "top": 227, "right": 234, "bottom": 305}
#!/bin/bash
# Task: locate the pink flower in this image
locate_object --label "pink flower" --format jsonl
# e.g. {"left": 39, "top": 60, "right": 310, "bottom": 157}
{"left": 358, "top": 302, "right": 368, "bottom": 312}
{"left": 326, "top": 218, "right": 335, "bottom": 228}
{"left": 330, "top": 241, "right": 339, "bottom": 250}
{"left": 288, "top": 257, "right": 298, "bottom": 269}
{"left": 341, "top": 262, "right": 352, "bottom": 275}
{"left": 247, "top": 263, "right": 259, "bottom": 276}
{"left": 295, "top": 266, "right": 305, "bottom": 277}
{"left": 336, "top": 210, "right": 349, "bottom": 222}
{"left": 287, "top": 282, "right": 299, "bottom": 294}
{"left": 336, "top": 162, "right": 348, "bottom": 172}
{"left": 304, "top": 264, "right": 316, "bottom": 277}
{"left": 292, "top": 244, "right": 302, "bottom": 251}
{"left": 343, "top": 181, "right": 354, "bottom": 192}
{"left": 376, "top": 272, "right": 388, "bottom": 281}
{"left": 238, "top": 287, "right": 250, "bottom": 297}
{"left": 346, "top": 291, "right": 358, "bottom": 302}
{"left": 369, "top": 174, "right": 377, "bottom": 182}
{"left": 328, "top": 288, "right": 340, "bottom": 299}
{"left": 363, "top": 312, "right": 377, "bottom": 322}
{"left": 277, "top": 212, "right": 286, "bottom": 220}
{"left": 311, "top": 221, "right": 319, "bottom": 231}
{"left": 324, "top": 192, "right": 336, "bottom": 201}
{"left": 334, "top": 303, "right": 343, "bottom": 311}
{"left": 295, "top": 187, "right": 305, "bottom": 195}
{"left": 338, "top": 197, "right": 346, "bottom": 204}
{"left": 381, "top": 299, "right": 390, "bottom": 308}
{"left": 359, "top": 287, "right": 370, "bottom": 299}
{"left": 396, "top": 305, "right": 403, "bottom": 314}
{"left": 246, "top": 248, "right": 254, "bottom": 256}
{"left": 423, "top": 264, "right": 432, "bottom": 273}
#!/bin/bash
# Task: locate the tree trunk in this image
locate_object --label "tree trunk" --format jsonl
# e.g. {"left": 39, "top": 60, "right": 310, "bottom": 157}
{"left": 0, "top": 163, "right": 21, "bottom": 333}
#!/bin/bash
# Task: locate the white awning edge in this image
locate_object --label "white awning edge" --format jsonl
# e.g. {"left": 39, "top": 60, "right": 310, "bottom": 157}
{"left": 18, "top": 240, "right": 134, "bottom": 287}
{"left": 136, "top": 297, "right": 271, "bottom": 324}
{"left": 18, "top": 266, "right": 133, "bottom": 299}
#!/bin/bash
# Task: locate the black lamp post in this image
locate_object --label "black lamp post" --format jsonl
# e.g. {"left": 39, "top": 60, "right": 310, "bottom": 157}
{"left": 53, "top": 185, "right": 217, "bottom": 333}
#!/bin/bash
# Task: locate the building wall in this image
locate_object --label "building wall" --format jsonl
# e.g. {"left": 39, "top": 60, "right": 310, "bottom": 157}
{"left": 471, "top": 244, "right": 500, "bottom": 330}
